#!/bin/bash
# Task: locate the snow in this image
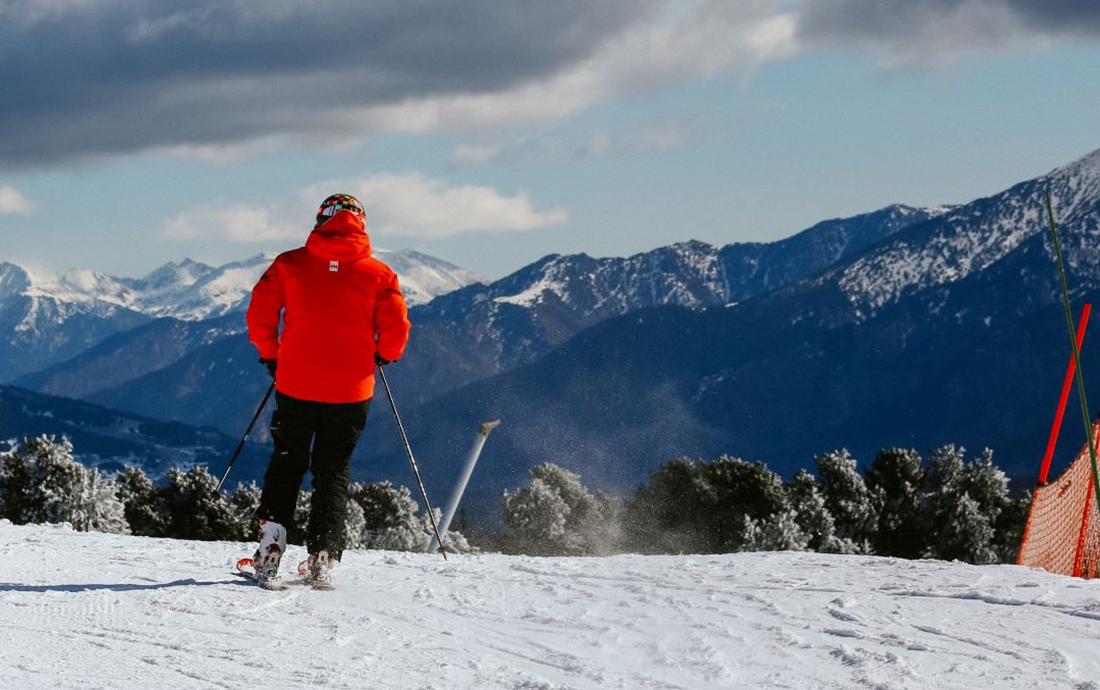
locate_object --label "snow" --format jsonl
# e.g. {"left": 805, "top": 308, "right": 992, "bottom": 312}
{"left": 494, "top": 274, "right": 564, "bottom": 307}
{"left": 2, "top": 522, "right": 1099, "bottom": 689}
{"left": 834, "top": 148, "right": 1100, "bottom": 316}
{"left": 374, "top": 248, "right": 487, "bottom": 307}
{"left": 0, "top": 249, "right": 484, "bottom": 332}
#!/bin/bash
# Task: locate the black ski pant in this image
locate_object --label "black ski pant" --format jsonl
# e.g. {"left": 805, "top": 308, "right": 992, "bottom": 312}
{"left": 257, "top": 391, "right": 370, "bottom": 561}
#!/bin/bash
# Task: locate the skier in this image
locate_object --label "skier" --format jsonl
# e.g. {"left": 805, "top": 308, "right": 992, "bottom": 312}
{"left": 244, "top": 193, "right": 410, "bottom": 589}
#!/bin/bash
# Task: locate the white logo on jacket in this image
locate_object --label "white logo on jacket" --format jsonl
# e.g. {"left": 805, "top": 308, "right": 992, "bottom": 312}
{"left": 329, "top": 261, "right": 339, "bottom": 272}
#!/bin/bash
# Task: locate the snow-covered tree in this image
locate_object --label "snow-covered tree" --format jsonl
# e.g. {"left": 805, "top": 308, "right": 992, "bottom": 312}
{"left": 350, "top": 481, "right": 420, "bottom": 549}
{"left": 955, "top": 447, "right": 1022, "bottom": 564}
{"left": 348, "top": 481, "right": 471, "bottom": 553}
{"left": 0, "top": 442, "right": 34, "bottom": 523}
{"left": 922, "top": 445, "right": 998, "bottom": 564}
{"left": 703, "top": 456, "right": 800, "bottom": 552}
{"left": 115, "top": 466, "right": 167, "bottom": 537}
{"left": 71, "top": 464, "right": 129, "bottom": 534}
{"left": 0, "top": 436, "right": 127, "bottom": 534}
{"left": 228, "top": 481, "right": 262, "bottom": 541}
{"left": 160, "top": 466, "right": 237, "bottom": 541}
{"left": 787, "top": 469, "right": 843, "bottom": 553}
{"left": 503, "top": 463, "right": 619, "bottom": 556}
{"left": 864, "top": 448, "right": 926, "bottom": 558}
{"left": 816, "top": 450, "right": 877, "bottom": 554}
{"left": 742, "top": 508, "right": 810, "bottom": 552}
{"left": 502, "top": 476, "right": 569, "bottom": 554}
{"left": 343, "top": 497, "right": 367, "bottom": 550}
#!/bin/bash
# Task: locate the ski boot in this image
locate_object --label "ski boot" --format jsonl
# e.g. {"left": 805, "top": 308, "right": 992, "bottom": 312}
{"left": 251, "top": 519, "right": 288, "bottom": 590}
{"left": 304, "top": 551, "right": 337, "bottom": 591}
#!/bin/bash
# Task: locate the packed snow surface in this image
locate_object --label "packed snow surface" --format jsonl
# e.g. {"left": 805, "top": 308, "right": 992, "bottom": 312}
{"left": 2, "top": 522, "right": 1099, "bottom": 689}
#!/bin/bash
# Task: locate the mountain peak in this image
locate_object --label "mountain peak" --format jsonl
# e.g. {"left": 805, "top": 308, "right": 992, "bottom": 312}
{"left": 0, "top": 261, "right": 31, "bottom": 300}
{"left": 1046, "top": 147, "right": 1100, "bottom": 218}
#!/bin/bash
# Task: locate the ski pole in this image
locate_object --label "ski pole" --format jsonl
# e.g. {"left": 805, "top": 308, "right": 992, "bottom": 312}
{"left": 216, "top": 381, "right": 276, "bottom": 492}
{"left": 376, "top": 363, "right": 448, "bottom": 560}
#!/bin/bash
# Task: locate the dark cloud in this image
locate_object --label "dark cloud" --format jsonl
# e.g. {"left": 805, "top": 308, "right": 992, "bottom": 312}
{"left": 798, "top": 0, "right": 1100, "bottom": 62}
{"left": 1005, "top": 0, "right": 1100, "bottom": 34}
{"left": 0, "top": 0, "right": 654, "bottom": 168}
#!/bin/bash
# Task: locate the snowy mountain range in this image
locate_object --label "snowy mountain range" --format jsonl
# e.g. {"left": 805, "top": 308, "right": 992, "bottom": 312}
{"left": 361, "top": 147, "right": 1100, "bottom": 513}
{"left": 0, "top": 249, "right": 484, "bottom": 381}
{"left": 8, "top": 146, "right": 1100, "bottom": 511}
{"left": 12, "top": 202, "right": 941, "bottom": 442}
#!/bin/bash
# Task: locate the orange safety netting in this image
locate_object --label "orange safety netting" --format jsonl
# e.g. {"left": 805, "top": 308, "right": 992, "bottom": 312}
{"left": 1017, "top": 422, "right": 1100, "bottom": 578}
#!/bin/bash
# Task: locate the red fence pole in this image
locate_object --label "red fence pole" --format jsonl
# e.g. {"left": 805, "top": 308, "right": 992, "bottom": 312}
{"left": 1040, "top": 304, "right": 1092, "bottom": 484}
{"left": 1073, "top": 480, "right": 1094, "bottom": 578}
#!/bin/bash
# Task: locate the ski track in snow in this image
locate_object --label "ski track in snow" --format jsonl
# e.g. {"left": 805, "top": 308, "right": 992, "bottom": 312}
{"left": 1, "top": 522, "right": 1099, "bottom": 689}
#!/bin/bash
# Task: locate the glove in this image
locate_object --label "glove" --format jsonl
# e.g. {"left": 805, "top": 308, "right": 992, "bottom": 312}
{"left": 260, "top": 358, "right": 277, "bottom": 378}
{"left": 375, "top": 352, "right": 394, "bottom": 366}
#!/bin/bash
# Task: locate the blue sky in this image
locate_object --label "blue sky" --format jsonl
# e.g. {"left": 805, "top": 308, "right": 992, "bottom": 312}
{"left": 2, "top": 0, "right": 1100, "bottom": 280}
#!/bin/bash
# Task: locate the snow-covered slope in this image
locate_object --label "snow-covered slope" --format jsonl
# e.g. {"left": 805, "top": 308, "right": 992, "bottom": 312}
{"left": 1, "top": 522, "right": 1098, "bottom": 690}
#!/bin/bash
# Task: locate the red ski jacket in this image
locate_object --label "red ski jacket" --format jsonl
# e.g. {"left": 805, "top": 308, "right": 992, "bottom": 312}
{"left": 246, "top": 210, "right": 411, "bottom": 403}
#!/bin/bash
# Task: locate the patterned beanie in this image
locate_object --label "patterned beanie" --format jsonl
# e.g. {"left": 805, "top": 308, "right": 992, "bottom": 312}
{"left": 316, "top": 193, "right": 366, "bottom": 227}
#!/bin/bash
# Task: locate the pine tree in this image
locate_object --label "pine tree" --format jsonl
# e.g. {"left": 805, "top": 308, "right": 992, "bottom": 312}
{"left": 816, "top": 449, "right": 878, "bottom": 553}
{"left": 351, "top": 481, "right": 436, "bottom": 552}
{"left": 0, "top": 443, "right": 34, "bottom": 523}
{"left": 787, "top": 469, "right": 842, "bottom": 552}
{"left": 229, "top": 482, "right": 262, "bottom": 541}
{"left": 73, "top": 466, "right": 129, "bottom": 534}
{"left": 502, "top": 476, "right": 570, "bottom": 555}
{"left": 502, "top": 463, "right": 618, "bottom": 555}
{"left": 865, "top": 448, "right": 926, "bottom": 558}
{"left": 742, "top": 508, "right": 810, "bottom": 552}
{"left": 160, "top": 466, "right": 237, "bottom": 540}
{"left": 964, "top": 448, "right": 1019, "bottom": 563}
{"left": 623, "top": 458, "right": 712, "bottom": 554}
{"left": 29, "top": 435, "right": 85, "bottom": 526}
{"left": 115, "top": 466, "right": 167, "bottom": 537}
{"left": 922, "top": 445, "right": 998, "bottom": 564}
{"left": 0, "top": 436, "right": 127, "bottom": 533}
{"left": 703, "top": 456, "right": 798, "bottom": 552}
{"left": 344, "top": 497, "right": 367, "bottom": 550}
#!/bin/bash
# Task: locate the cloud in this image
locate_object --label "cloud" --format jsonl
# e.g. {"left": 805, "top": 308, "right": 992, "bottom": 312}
{"left": 160, "top": 204, "right": 298, "bottom": 243}
{"left": 449, "top": 144, "right": 507, "bottom": 168}
{"left": 0, "top": 186, "right": 34, "bottom": 214}
{"left": 0, "top": 0, "right": 797, "bottom": 169}
{"left": 575, "top": 123, "right": 699, "bottom": 159}
{"left": 449, "top": 121, "right": 699, "bottom": 168}
{"left": 307, "top": 173, "right": 567, "bottom": 238}
{"left": 0, "top": 0, "right": 656, "bottom": 168}
{"left": 372, "top": 1, "right": 798, "bottom": 134}
{"left": 796, "top": 0, "right": 1100, "bottom": 68}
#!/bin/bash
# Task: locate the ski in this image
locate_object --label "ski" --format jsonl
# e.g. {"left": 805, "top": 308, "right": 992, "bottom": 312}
{"left": 232, "top": 569, "right": 290, "bottom": 591}
{"left": 234, "top": 557, "right": 290, "bottom": 591}
{"left": 235, "top": 556, "right": 334, "bottom": 590}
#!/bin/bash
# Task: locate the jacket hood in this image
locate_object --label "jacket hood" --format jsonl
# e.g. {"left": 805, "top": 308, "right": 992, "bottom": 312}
{"left": 305, "top": 210, "right": 371, "bottom": 261}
